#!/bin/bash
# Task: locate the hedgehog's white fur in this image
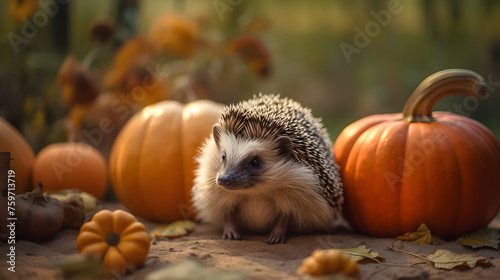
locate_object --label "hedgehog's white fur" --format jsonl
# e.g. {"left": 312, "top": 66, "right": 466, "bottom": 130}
{"left": 192, "top": 130, "right": 335, "bottom": 234}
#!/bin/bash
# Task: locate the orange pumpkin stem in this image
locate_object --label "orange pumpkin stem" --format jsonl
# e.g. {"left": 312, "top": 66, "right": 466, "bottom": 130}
{"left": 401, "top": 69, "right": 487, "bottom": 122}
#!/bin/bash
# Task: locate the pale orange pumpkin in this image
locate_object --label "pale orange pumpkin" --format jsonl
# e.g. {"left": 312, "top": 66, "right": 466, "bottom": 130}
{"left": 32, "top": 142, "right": 108, "bottom": 199}
{"left": 76, "top": 209, "right": 150, "bottom": 275}
{"left": 0, "top": 117, "right": 35, "bottom": 194}
{"left": 109, "top": 99, "right": 224, "bottom": 222}
{"left": 334, "top": 69, "right": 500, "bottom": 238}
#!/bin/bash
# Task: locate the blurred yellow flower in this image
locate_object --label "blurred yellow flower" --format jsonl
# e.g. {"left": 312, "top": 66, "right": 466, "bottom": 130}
{"left": 9, "top": 0, "right": 38, "bottom": 22}
{"left": 57, "top": 55, "right": 100, "bottom": 107}
{"left": 149, "top": 14, "right": 198, "bottom": 58}
{"left": 105, "top": 36, "right": 154, "bottom": 89}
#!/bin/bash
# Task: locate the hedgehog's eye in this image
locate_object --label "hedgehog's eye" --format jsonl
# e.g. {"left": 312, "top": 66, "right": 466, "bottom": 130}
{"left": 222, "top": 153, "right": 226, "bottom": 162}
{"left": 251, "top": 157, "right": 260, "bottom": 167}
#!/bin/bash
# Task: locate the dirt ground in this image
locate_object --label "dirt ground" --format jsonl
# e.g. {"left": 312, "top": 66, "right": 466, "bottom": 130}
{"left": 1, "top": 203, "right": 500, "bottom": 280}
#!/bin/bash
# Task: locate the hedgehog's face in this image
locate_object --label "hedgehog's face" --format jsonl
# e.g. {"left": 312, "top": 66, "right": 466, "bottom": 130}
{"left": 212, "top": 124, "right": 293, "bottom": 190}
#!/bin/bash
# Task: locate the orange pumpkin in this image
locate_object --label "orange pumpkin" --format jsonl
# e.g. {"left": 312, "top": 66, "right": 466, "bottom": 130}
{"left": 32, "top": 142, "right": 108, "bottom": 199}
{"left": 0, "top": 117, "right": 35, "bottom": 194}
{"left": 76, "top": 209, "right": 150, "bottom": 274}
{"left": 109, "top": 99, "right": 224, "bottom": 222}
{"left": 334, "top": 69, "right": 500, "bottom": 238}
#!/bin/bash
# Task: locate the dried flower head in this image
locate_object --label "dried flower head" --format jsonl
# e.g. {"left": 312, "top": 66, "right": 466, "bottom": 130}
{"left": 57, "top": 56, "right": 99, "bottom": 107}
{"left": 89, "top": 18, "right": 115, "bottom": 44}
{"left": 149, "top": 14, "right": 198, "bottom": 58}
{"left": 227, "top": 36, "right": 271, "bottom": 78}
{"left": 117, "top": 58, "right": 169, "bottom": 107}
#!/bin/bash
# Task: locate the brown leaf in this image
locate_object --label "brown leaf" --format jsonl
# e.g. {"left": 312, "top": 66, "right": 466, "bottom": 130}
{"left": 395, "top": 223, "right": 432, "bottom": 245}
{"left": 61, "top": 196, "right": 86, "bottom": 228}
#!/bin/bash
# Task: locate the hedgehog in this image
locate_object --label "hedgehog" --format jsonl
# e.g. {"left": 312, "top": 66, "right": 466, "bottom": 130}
{"left": 191, "top": 94, "right": 343, "bottom": 244}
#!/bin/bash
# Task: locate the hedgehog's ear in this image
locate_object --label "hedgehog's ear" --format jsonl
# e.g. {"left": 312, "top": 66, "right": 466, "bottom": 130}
{"left": 213, "top": 124, "right": 222, "bottom": 149}
{"left": 276, "top": 136, "right": 293, "bottom": 158}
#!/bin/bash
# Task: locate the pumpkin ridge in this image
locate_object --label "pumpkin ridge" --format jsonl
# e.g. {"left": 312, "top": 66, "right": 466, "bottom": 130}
{"left": 139, "top": 103, "right": 185, "bottom": 221}
{"left": 344, "top": 131, "right": 365, "bottom": 233}
{"left": 385, "top": 122, "right": 408, "bottom": 236}
{"left": 457, "top": 121, "right": 500, "bottom": 228}
{"left": 138, "top": 115, "right": 157, "bottom": 218}
{"left": 110, "top": 240, "right": 143, "bottom": 268}
{"left": 459, "top": 122, "right": 500, "bottom": 216}
{"left": 119, "top": 222, "right": 148, "bottom": 237}
{"left": 112, "top": 210, "right": 136, "bottom": 233}
{"left": 397, "top": 123, "right": 410, "bottom": 235}
{"left": 435, "top": 122, "right": 467, "bottom": 237}
{"left": 137, "top": 114, "right": 153, "bottom": 207}
{"left": 117, "top": 113, "right": 155, "bottom": 218}
{"left": 76, "top": 231, "right": 106, "bottom": 247}
{"left": 366, "top": 126, "right": 387, "bottom": 231}
{"left": 92, "top": 210, "right": 115, "bottom": 234}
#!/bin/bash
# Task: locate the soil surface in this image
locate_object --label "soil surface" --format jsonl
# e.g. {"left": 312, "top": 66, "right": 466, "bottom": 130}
{"left": 1, "top": 203, "right": 499, "bottom": 280}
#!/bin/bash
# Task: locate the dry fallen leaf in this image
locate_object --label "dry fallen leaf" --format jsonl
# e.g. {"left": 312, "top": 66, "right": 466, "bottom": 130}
{"left": 395, "top": 223, "right": 432, "bottom": 245}
{"left": 458, "top": 228, "right": 500, "bottom": 250}
{"left": 426, "top": 249, "right": 491, "bottom": 270}
{"left": 150, "top": 220, "right": 196, "bottom": 238}
{"left": 335, "top": 245, "right": 385, "bottom": 263}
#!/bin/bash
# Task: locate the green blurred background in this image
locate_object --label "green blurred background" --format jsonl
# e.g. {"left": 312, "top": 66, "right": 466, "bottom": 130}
{"left": 1, "top": 0, "right": 500, "bottom": 153}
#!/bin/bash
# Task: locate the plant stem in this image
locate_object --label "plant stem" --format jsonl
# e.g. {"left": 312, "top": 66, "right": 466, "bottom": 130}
{"left": 387, "top": 246, "right": 431, "bottom": 263}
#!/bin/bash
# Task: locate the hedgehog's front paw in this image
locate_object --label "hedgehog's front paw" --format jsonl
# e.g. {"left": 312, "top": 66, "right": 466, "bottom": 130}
{"left": 267, "top": 215, "right": 288, "bottom": 244}
{"left": 223, "top": 223, "right": 241, "bottom": 240}
{"left": 267, "top": 230, "right": 286, "bottom": 244}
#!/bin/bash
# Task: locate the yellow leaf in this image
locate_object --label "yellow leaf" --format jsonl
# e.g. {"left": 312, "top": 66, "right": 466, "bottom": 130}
{"left": 395, "top": 223, "right": 432, "bottom": 245}
{"left": 150, "top": 220, "right": 196, "bottom": 238}
{"left": 426, "top": 249, "right": 491, "bottom": 270}
{"left": 458, "top": 228, "right": 500, "bottom": 250}
{"left": 45, "top": 189, "right": 98, "bottom": 213}
{"left": 335, "top": 245, "right": 385, "bottom": 262}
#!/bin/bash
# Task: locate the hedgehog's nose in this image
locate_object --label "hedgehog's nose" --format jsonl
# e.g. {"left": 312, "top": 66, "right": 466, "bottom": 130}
{"left": 218, "top": 174, "right": 232, "bottom": 186}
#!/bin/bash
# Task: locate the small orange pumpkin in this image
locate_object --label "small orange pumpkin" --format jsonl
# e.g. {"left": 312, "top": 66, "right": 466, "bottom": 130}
{"left": 0, "top": 117, "right": 35, "bottom": 194}
{"left": 109, "top": 99, "right": 224, "bottom": 222}
{"left": 32, "top": 142, "right": 108, "bottom": 199}
{"left": 334, "top": 69, "right": 500, "bottom": 238}
{"left": 76, "top": 209, "right": 150, "bottom": 274}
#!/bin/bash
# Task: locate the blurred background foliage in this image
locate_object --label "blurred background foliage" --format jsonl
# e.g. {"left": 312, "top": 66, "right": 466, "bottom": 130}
{"left": 1, "top": 0, "right": 500, "bottom": 156}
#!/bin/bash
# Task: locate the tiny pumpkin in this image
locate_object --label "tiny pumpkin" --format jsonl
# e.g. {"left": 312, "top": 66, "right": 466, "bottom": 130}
{"left": 334, "top": 69, "right": 500, "bottom": 239}
{"left": 32, "top": 142, "right": 108, "bottom": 199}
{"left": 109, "top": 99, "right": 224, "bottom": 222}
{"left": 0, "top": 117, "right": 35, "bottom": 194}
{"left": 76, "top": 209, "right": 150, "bottom": 274}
